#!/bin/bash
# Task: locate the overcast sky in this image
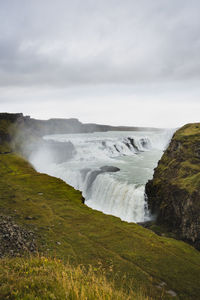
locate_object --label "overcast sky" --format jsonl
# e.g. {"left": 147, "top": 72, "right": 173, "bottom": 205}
{"left": 0, "top": 0, "right": 200, "bottom": 127}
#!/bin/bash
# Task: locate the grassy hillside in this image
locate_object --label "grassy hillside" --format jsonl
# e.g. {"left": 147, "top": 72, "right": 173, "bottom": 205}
{"left": 1, "top": 152, "right": 200, "bottom": 299}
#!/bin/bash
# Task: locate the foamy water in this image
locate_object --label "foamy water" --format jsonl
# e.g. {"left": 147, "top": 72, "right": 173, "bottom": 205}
{"left": 30, "top": 130, "right": 174, "bottom": 223}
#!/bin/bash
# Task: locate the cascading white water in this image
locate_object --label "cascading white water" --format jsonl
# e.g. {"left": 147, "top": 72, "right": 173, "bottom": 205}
{"left": 86, "top": 174, "right": 148, "bottom": 223}
{"left": 29, "top": 129, "right": 174, "bottom": 223}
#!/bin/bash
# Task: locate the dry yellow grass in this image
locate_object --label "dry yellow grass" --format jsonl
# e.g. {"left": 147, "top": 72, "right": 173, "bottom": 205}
{"left": 0, "top": 256, "right": 151, "bottom": 300}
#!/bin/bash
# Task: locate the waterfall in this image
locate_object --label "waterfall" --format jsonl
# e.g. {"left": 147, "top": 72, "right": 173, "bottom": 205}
{"left": 86, "top": 174, "right": 149, "bottom": 222}
{"left": 30, "top": 130, "right": 174, "bottom": 223}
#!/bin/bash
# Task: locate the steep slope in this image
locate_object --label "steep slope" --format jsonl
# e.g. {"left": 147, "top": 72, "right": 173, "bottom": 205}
{"left": 146, "top": 123, "right": 200, "bottom": 249}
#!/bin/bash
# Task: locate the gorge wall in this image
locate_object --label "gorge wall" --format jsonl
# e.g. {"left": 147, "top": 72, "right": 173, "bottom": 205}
{"left": 0, "top": 112, "right": 161, "bottom": 136}
{"left": 146, "top": 123, "right": 200, "bottom": 249}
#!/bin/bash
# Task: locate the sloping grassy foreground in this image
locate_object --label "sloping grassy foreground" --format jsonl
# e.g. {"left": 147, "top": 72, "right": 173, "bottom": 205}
{"left": 0, "top": 256, "right": 148, "bottom": 300}
{"left": 1, "top": 153, "right": 200, "bottom": 299}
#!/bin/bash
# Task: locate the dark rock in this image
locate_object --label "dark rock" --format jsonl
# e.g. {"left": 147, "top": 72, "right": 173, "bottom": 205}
{"left": 85, "top": 166, "right": 120, "bottom": 194}
{"left": 137, "top": 221, "right": 155, "bottom": 229}
{"left": 145, "top": 123, "right": 200, "bottom": 249}
{"left": 0, "top": 113, "right": 23, "bottom": 122}
{"left": 127, "top": 137, "right": 139, "bottom": 151}
{"left": 0, "top": 215, "right": 37, "bottom": 258}
{"left": 100, "top": 166, "right": 120, "bottom": 172}
{"left": 25, "top": 216, "right": 33, "bottom": 220}
{"left": 86, "top": 170, "right": 103, "bottom": 192}
{"left": 114, "top": 145, "right": 120, "bottom": 152}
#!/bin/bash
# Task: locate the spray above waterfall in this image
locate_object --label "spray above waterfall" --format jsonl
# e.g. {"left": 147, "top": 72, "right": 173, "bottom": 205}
{"left": 30, "top": 130, "right": 174, "bottom": 223}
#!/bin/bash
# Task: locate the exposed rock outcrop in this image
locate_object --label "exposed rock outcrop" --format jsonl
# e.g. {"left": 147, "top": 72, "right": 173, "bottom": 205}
{"left": 0, "top": 113, "right": 24, "bottom": 153}
{"left": 146, "top": 123, "right": 200, "bottom": 249}
{"left": 84, "top": 166, "right": 120, "bottom": 194}
{"left": 0, "top": 215, "right": 36, "bottom": 257}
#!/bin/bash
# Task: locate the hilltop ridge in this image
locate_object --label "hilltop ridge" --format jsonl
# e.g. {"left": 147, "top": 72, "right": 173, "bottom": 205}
{"left": 0, "top": 112, "right": 162, "bottom": 136}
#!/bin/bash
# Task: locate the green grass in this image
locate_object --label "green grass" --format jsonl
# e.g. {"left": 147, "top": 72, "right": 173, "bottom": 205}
{"left": 0, "top": 153, "right": 200, "bottom": 299}
{"left": 152, "top": 123, "right": 200, "bottom": 194}
{"left": 175, "top": 123, "right": 200, "bottom": 138}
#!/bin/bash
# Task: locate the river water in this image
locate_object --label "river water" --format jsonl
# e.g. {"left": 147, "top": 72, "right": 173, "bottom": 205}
{"left": 30, "top": 130, "right": 174, "bottom": 223}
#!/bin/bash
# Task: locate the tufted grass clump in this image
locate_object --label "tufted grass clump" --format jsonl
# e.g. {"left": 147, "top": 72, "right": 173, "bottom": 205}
{"left": 0, "top": 256, "right": 149, "bottom": 300}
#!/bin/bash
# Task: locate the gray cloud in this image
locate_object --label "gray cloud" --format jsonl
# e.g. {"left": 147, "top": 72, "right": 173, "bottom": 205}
{"left": 0, "top": 0, "right": 200, "bottom": 127}
{"left": 1, "top": 0, "right": 200, "bottom": 87}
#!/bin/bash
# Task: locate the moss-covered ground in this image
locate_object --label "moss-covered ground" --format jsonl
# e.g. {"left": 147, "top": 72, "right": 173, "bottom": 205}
{"left": 0, "top": 152, "right": 200, "bottom": 299}
{"left": 153, "top": 123, "right": 200, "bottom": 194}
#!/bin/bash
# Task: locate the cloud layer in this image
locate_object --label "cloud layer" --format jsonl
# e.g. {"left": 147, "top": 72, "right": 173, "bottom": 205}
{"left": 1, "top": 0, "right": 200, "bottom": 86}
{"left": 0, "top": 0, "right": 199, "bottom": 127}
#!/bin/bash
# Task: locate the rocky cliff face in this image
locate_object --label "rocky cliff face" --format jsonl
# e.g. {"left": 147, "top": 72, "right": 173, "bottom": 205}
{"left": 0, "top": 113, "right": 24, "bottom": 153}
{"left": 146, "top": 123, "right": 200, "bottom": 249}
